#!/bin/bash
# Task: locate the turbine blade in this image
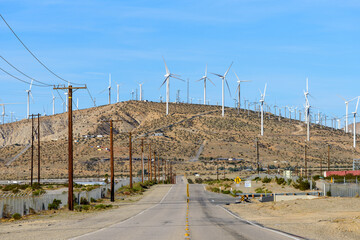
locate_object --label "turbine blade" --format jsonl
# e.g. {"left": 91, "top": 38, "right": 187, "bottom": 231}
{"left": 225, "top": 79, "right": 232, "bottom": 97}
{"left": 159, "top": 77, "right": 168, "bottom": 88}
{"left": 224, "top": 62, "right": 233, "bottom": 77}
{"left": 162, "top": 56, "right": 170, "bottom": 75}
{"left": 205, "top": 64, "right": 208, "bottom": 77}
{"left": 30, "top": 92, "right": 35, "bottom": 103}
{"left": 196, "top": 77, "right": 205, "bottom": 82}
{"left": 29, "top": 79, "right": 33, "bottom": 91}
{"left": 207, "top": 77, "right": 216, "bottom": 86}
{"left": 99, "top": 88, "right": 108, "bottom": 94}
{"left": 233, "top": 70, "right": 240, "bottom": 81}
{"left": 210, "top": 72, "right": 223, "bottom": 78}
{"left": 356, "top": 97, "right": 360, "bottom": 113}
{"left": 263, "top": 83, "right": 267, "bottom": 99}
{"left": 171, "top": 75, "right": 185, "bottom": 82}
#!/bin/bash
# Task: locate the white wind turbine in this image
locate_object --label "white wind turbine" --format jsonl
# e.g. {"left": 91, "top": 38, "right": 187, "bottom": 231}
{"left": 352, "top": 97, "right": 360, "bottom": 148}
{"left": 259, "top": 84, "right": 267, "bottom": 136}
{"left": 304, "top": 78, "right": 311, "bottom": 141}
{"left": 108, "top": 73, "right": 111, "bottom": 104}
{"left": 26, "top": 79, "right": 34, "bottom": 119}
{"left": 211, "top": 62, "right": 233, "bottom": 117}
{"left": 139, "top": 82, "right": 144, "bottom": 101}
{"left": 51, "top": 92, "right": 56, "bottom": 115}
{"left": 233, "top": 71, "right": 251, "bottom": 113}
{"left": 339, "top": 96, "right": 358, "bottom": 133}
{"left": 197, "top": 64, "right": 215, "bottom": 105}
{"left": 160, "top": 57, "right": 184, "bottom": 115}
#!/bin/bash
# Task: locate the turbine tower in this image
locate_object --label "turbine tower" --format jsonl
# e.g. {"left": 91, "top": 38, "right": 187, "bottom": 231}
{"left": 160, "top": 57, "right": 183, "bottom": 115}
{"left": 340, "top": 96, "right": 357, "bottom": 133}
{"left": 259, "top": 84, "right": 267, "bottom": 136}
{"left": 139, "top": 83, "right": 144, "bottom": 101}
{"left": 197, "top": 64, "right": 215, "bottom": 105}
{"left": 52, "top": 92, "right": 56, "bottom": 115}
{"left": 304, "top": 78, "right": 311, "bottom": 141}
{"left": 233, "top": 71, "right": 251, "bottom": 113}
{"left": 108, "top": 73, "right": 111, "bottom": 104}
{"left": 211, "top": 62, "right": 233, "bottom": 117}
{"left": 26, "top": 79, "right": 34, "bottom": 119}
{"left": 352, "top": 97, "right": 360, "bottom": 148}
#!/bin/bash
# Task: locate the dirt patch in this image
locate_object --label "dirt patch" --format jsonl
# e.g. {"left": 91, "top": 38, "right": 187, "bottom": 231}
{"left": 227, "top": 197, "right": 360, "bottom": 240}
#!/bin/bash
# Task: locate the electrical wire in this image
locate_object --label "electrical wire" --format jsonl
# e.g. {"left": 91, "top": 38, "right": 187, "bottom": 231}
{"left": 0, "top": 14, "right": 81, "bottom": 85}
{"left": 0, "top": 66, "right": 49, "bottom": 87}
{"left": 86, "top": 88, "right": 96, "bottom": 106}
{"left": 0, "top": 55, "right": 52, "bottom": 86}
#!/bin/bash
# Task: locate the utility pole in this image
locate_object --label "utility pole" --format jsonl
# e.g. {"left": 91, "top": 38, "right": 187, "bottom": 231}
{"left": 141, "top": 139, "right": 144, "bottom": 183}
{"left": 327, "top": 144, "right": 330, "bottom": 171}
{"left": 216, "top": 162, "right": 219, "bottom": 180}
{"left": 164, "top": 160, "right": 167, "bottom": 183}
{"left": 30, "top": 114, "right": 34, "bottom": 186}
{"left": 37, "top": 113, "right": 40, "bottom": 184}
{"left": 110, "top": 120, "right": 115, "bottom": 202}
{"left": 157, "top": 155, "right": 160, "bottom": 182}
{"left": 153, "top": 151, "right": 156, "bottom": 182}
{"left": 187, "top": 78, "right": 189, "bottom": 104}
{"left": 304, "top": 143, "right": 308, "bottom": 179}
{"left": 129, "top": 132, "right": 133, "bottom": 189}
{"left": 148, "top": 144, "right": 152, "bottom": 181}
{"left": 53, "top": 84, "right": 86, "bottom": 211}
{"left": 256, "top": 138, "right": 260, "bottom": 174}
{"left": 103, "top": 119, "right": 121, "bottom": 202}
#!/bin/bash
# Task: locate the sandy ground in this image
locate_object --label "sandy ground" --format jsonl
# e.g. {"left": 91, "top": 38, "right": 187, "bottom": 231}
{"left": 227, "top": 197, "right": 360, "bottom": 240}
{"left": 0, "top": 184, "right": 172, "bottom": 240}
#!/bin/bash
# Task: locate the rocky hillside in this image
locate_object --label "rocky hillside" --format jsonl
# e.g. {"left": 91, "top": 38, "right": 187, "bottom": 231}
{"left": 0, "top": 100, "right": 358, "bottom": 179}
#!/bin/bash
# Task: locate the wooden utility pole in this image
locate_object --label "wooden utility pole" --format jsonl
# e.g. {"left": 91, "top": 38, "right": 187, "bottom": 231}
{"left": 148, "top": 144, "right": 152, "bottom": 181}
{"left": 304, "top": 143, "right": 308, "bottom": 179}
{"left": 256, "top": 138, "right": 260, "bottom": 174}
{"left": 153, "top": 151, "right": 157, "bottom": 182}
{"left": 141, "top": 139, "right": 144, "bottom": 183}
{"left": 30, "top": 114, "right": 34, "bottom": 186}
{"left": 327, "top": 144, "right": 330, "bottom": 171}
{"left": 53, "top": 84, "right": 86, "bottom": 211}
{"left": 129, "top": 132, "right": 133, "bottom": 189}
{"left": 110, "top": 120, "right": 114, "bottom": 201}
{"left": 164, "top": 160, "right": 167, "bottom": 183}
{"left": 37, "top": 113, "right": 40, "bottom": 184}
{"left": 216, "top": 162, "right": 219, "bottom": 180}
{"left": 157, "top": 155, "right": 160, "bottom": 182}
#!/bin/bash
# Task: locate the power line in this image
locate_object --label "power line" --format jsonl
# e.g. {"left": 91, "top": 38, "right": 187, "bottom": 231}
{"left": 0, "top": 55, "right": 52, "bottom": 86}
{"left": 0, "top": 66, "right": 49, "bottom": 87}
{"left": 0, "top": 14, "right": 81, "bottom": 86}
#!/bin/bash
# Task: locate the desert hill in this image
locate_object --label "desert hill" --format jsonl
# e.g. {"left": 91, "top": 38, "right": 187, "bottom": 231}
{"left": 0, "top": 100, "right": 358, "bottom": 180}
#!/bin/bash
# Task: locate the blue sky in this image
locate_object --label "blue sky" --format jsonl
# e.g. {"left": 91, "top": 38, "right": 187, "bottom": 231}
{"left": 1, "top": 0, "right": 360, "bottom": 126}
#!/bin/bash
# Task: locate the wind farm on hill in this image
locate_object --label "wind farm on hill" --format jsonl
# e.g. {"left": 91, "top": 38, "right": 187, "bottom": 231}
{"left": 0, "top": 99, "right": 357, "bottom": 180}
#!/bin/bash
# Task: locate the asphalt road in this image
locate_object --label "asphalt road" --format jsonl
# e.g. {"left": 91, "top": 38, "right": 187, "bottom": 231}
{"left": 72, "top": 177, "right": 302, "bottom": 240}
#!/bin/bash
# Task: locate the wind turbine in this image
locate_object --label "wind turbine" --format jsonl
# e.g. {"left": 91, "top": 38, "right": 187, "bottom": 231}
{"left": 304, "top": 78, "right": 311, "bottom": 141}
{"left": 197, "top": 64, "right": 215, "bottom": 105}
{"left": 233, "top": 71, "right": 251, "bottom": 113}
{"left": 26, "top": 79, "right": 34, "bottom": 119}
{"left": 139, "top": 83, "right": 144, "bottom": 101}
{"left": 352, "top": 97, "right": 360, "bottom": 148}
{"left": 259, "top": 84, "right": 267, "bottom": 136}
{"left": 211, "top": 62, "right": 233, "bottom": 117}
{"left": 160, "top": 57, "right": 184, "bottom": 115}
{"left": 108, "top": 73, "right": 111, "bottom": 104}
{"left": 339, "top": 96, "right": 358, "bottom": 133}
{"left": 51, "top": 92, "right": 56, "bottom": 115}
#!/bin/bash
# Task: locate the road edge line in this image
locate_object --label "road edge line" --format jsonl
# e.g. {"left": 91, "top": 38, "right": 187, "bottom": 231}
{"left": 217, "top": 205, "right": 302, "bottom": 240}
{"left": 69, "top": 184, "right": 174, "bottom": 240}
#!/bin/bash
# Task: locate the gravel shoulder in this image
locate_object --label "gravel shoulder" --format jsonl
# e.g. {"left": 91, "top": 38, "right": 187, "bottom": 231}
{"left": 226, "top": 197, "right": 360, "bottom": 240}
{"left": 0, "top": 184, "right": 172, "bottom": 240}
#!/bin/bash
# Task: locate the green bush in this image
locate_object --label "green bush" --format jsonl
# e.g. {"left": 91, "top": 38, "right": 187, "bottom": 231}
{"left": 262, "top": 176, "right": 271, "bottom": 183}
{"left": 80, "top": 197, "right": 90, "bottom": 205}
{"left": 211, "top": 187, "right": 220, "bottom": 193}
{"left": 33, "top": 189, "right": 46, "bottom": 196}
{"left": 195, "top": 178, "right": 203, "bottom": 184}
{"left": 221, "top": 190, "right": 231, "bottom": 194}
{"left": 90, "top": 197, "right": 97, "bottom": 203}
{"left": 293, "top": 178, "right": 310, "bottom": 191}
{"left": 187, "top": 179, "right": 194, "bottom": 184}
{"left": 313, "top": 175, "right": 321, "bottom": 181}
{"left": 326, "top": 190, "right": 331, "bottom": 196}
{"left": 254, "top": 177, "right": 261, "bottom": 181}
{"left": 275, "top": 177, "right": 286, "bottom": 185}
{"left": 12, "top": 213, "right": 21, "bottom": 220}
{"left": 82, "top": 205, "right": 91, "bottom": 211}
{"left": 48, "top": 199, "right": 62, "bottom": 210}
{"left": 94, "top": 204, "right": 112, "bottom": 210}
